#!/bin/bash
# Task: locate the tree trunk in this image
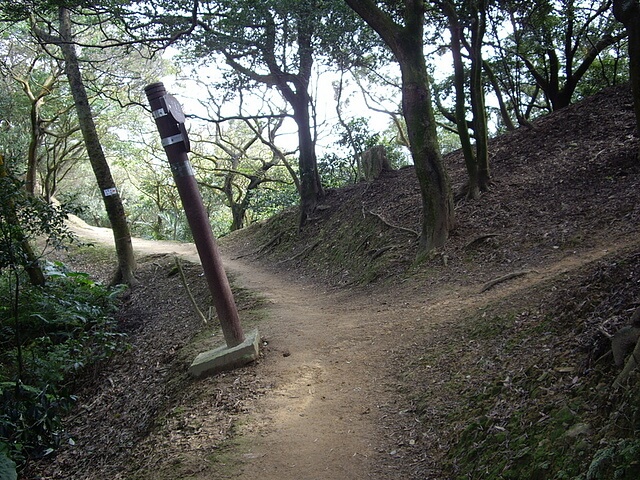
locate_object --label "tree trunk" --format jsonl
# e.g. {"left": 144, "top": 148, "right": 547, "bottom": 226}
{"left": 276, "top": 13, "right": 324, "bottom": 228}
{"left": 223, "top": 175, "right": 247, "bottom": 232}
{"left": 26, "top": 96, "right": 44, "bottom": 196}
{"left": 469, "top": 2, "right": 491, "bottom": 192}
{"left": 443, "top": 2, "right": 479, "bottom": 200}
{"left": 483, "top": 60, "right": 516, "bottom": 131}
{"left": 335, "top": 72, "right": 364, "bottom": 181}
{"left": 614, "top": 0, "right": 640, "bottom": 139}
{"left": 231, "top": 7, "right": 324, "bottom": 229}
{"left": 523, "top": 29, "right": 627, "bottom": 111}
{"left": 56, "top": 7, "right": 136, "bottom": 285}
{"left": 292, "top": 91, "right": 323, "bottom": 227}
{"left": 400, "top": 51, "right": 454, "bottom": 252}
{"left": 230, "top": 204, "right": 245, "bottom": 232}
{"left": 20, "top": 72, "right": 57, "bottom": 196}
{"left": 346, "top": 0, "right": 454, "bottom": 254}
{"left": 629, "top": 17, "right": 640, "bottom": 139}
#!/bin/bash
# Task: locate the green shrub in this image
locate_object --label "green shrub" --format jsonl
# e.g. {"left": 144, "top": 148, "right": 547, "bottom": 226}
{"left": 0, "top": 382, "right": 72, "bottom": 464}
{"left": 0, "top": 262, "right": 127, "bottom": 470}
{"left": 587, "top": 440, "right": 640, "bottom": 479}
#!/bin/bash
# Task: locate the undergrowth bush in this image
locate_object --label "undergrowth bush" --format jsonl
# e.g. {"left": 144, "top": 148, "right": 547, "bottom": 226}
{"left": 0, "top": 262, "right": 127, "bottom": 472}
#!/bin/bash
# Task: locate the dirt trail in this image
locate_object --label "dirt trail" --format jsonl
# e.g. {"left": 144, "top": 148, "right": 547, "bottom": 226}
{"left": 225, "top": 260, "right": 381, "bottom": 479}
{"left": 67, "top": 216, "right": 639, "bottom": 479}
{"left": 227, "top": 245, "right": 623, "bottom": 479}
{"left": 69, "top": 217, "right": 426, "bottom": 479}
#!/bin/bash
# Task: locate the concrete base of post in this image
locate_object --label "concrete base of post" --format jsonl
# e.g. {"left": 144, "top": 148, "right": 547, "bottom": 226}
{"left": 188, "top": 329, "right": 260, "bottom": 378}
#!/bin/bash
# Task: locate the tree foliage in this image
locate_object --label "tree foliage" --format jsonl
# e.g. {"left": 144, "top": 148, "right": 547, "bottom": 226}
{"left": 0, "top": 0, "right": 632, "bottom": 254}
{"left": 117, "top": 0, "right": 375, "bottom": 227}
{"left": 488, "top": 0, "right": 626, "bottom": 112}
{"left": 0, "top": 156, "right": 71, "bottom": 281}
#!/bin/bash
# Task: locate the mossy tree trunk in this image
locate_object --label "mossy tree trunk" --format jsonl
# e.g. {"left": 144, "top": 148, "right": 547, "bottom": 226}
{"left": 469, "top": 1, "right": 490, "bottom": 192}
{"left": 400, "top": 48, "right": 454, "bottom": 251}
{"left": 21, "top": 72, "right": 57, "bottom": 196}
{"left": 442, "top": 0, "right": 491, "bottom": 200}
{"left": 346, "top": 0, "right": 454, "bottom": 253}
{"left": 283, "top": 82, "right": 324, "bottom": 228}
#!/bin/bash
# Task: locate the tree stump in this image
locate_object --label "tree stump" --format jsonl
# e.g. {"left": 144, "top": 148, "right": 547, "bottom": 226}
{"left": 361, "top": 145, "right": 392, "bottom": 181}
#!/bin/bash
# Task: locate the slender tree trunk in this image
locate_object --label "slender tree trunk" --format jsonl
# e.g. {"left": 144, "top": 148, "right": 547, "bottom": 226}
{"left": 278, "top": 10, "right": 324, "bottom": 228}
{"left": 0, "top": 154, "right": 45, "bottom": 286}
{"left": 242, "top": 7, "right": 323, "bottom": 229}
{"left": 483, "top": 60, "right": 516, "bottom": 131}
{"left": 628, "top": 20, "right": 640, "bottom": 138}
{"left": 223, "top": 174, "right": 247, "bottom": 231}
{"left": 614, "top": 0, "right": 640, "bottom": 139}
{"left": 56, "top": 7, "right": 136, "bottom": 285}
{"left": 21, "top": 73, "right": 56, "bottom": 195}
{"left": 441, "top": 1, "right": 490, "bottom": 199}
{"left": 220, "top": 4, "right": 323, "bottom": 228}
{"left": 444, "top": 2, "right": 479, "bottom": 200}
{"left": 273, "top": 74, "right": 323, "bottom": 229}
{"left": 469, "top": 2, "right": 491, "bottom": 191}
{"left": 17, "top": 234, "right": 45, "bottom": 287}
{"left": 26, "top": 97, "right": 43, "bottom": 195}
{"left": 335, "top": 72, "right": 364, "bottom": 181}
{"left": 290, "top": 90, "right": 323, "bottom": 227}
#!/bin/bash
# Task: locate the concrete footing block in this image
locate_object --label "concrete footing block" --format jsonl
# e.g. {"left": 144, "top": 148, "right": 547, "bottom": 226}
{"left": 188, "top": 329, "right": 260, "bottom": 378}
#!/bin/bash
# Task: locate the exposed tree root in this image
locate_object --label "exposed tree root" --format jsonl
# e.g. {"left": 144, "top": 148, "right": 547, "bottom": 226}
{"left": 277, "top": 240, "right": 320, "bottom": 265}
{"left": 234, "top": 231, "right": 285, "bottom": 259}
{"left": 367, "top": 210, "right": 420, "bottom": 238}
{"left": 370, "top": 245, "right": 394, "bottom": 260}
{"left": 464, "top": 233, "right": 502, "bottom": 250}
{"left": 258, "top": 231, "right": 285, "bottom": 253}
{"left": 479, "top": 269, "right": 536, "bottom": 293}
{"left": 454, "top": 182, "right": 480, "bottom": 203}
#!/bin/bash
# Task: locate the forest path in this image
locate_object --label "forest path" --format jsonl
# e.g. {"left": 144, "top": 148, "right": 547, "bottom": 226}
{"left": 67, "top": 217, "right": 634, "bottom": 479}
{"left": 68, "top": 217, "right": 436, "bottom": 479}
{"left": 222, "top": 255, "right": 388, "bottom": 479}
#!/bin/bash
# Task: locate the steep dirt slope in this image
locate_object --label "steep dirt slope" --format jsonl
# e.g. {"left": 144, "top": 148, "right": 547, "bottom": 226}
{"left": 230, "top": 84, "right": 639, "bottom": 290}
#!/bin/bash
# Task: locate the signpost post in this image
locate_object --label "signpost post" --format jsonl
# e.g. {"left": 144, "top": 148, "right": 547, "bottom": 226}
{"left": 145, "top": 82, "right": 259, "bottom": 376}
